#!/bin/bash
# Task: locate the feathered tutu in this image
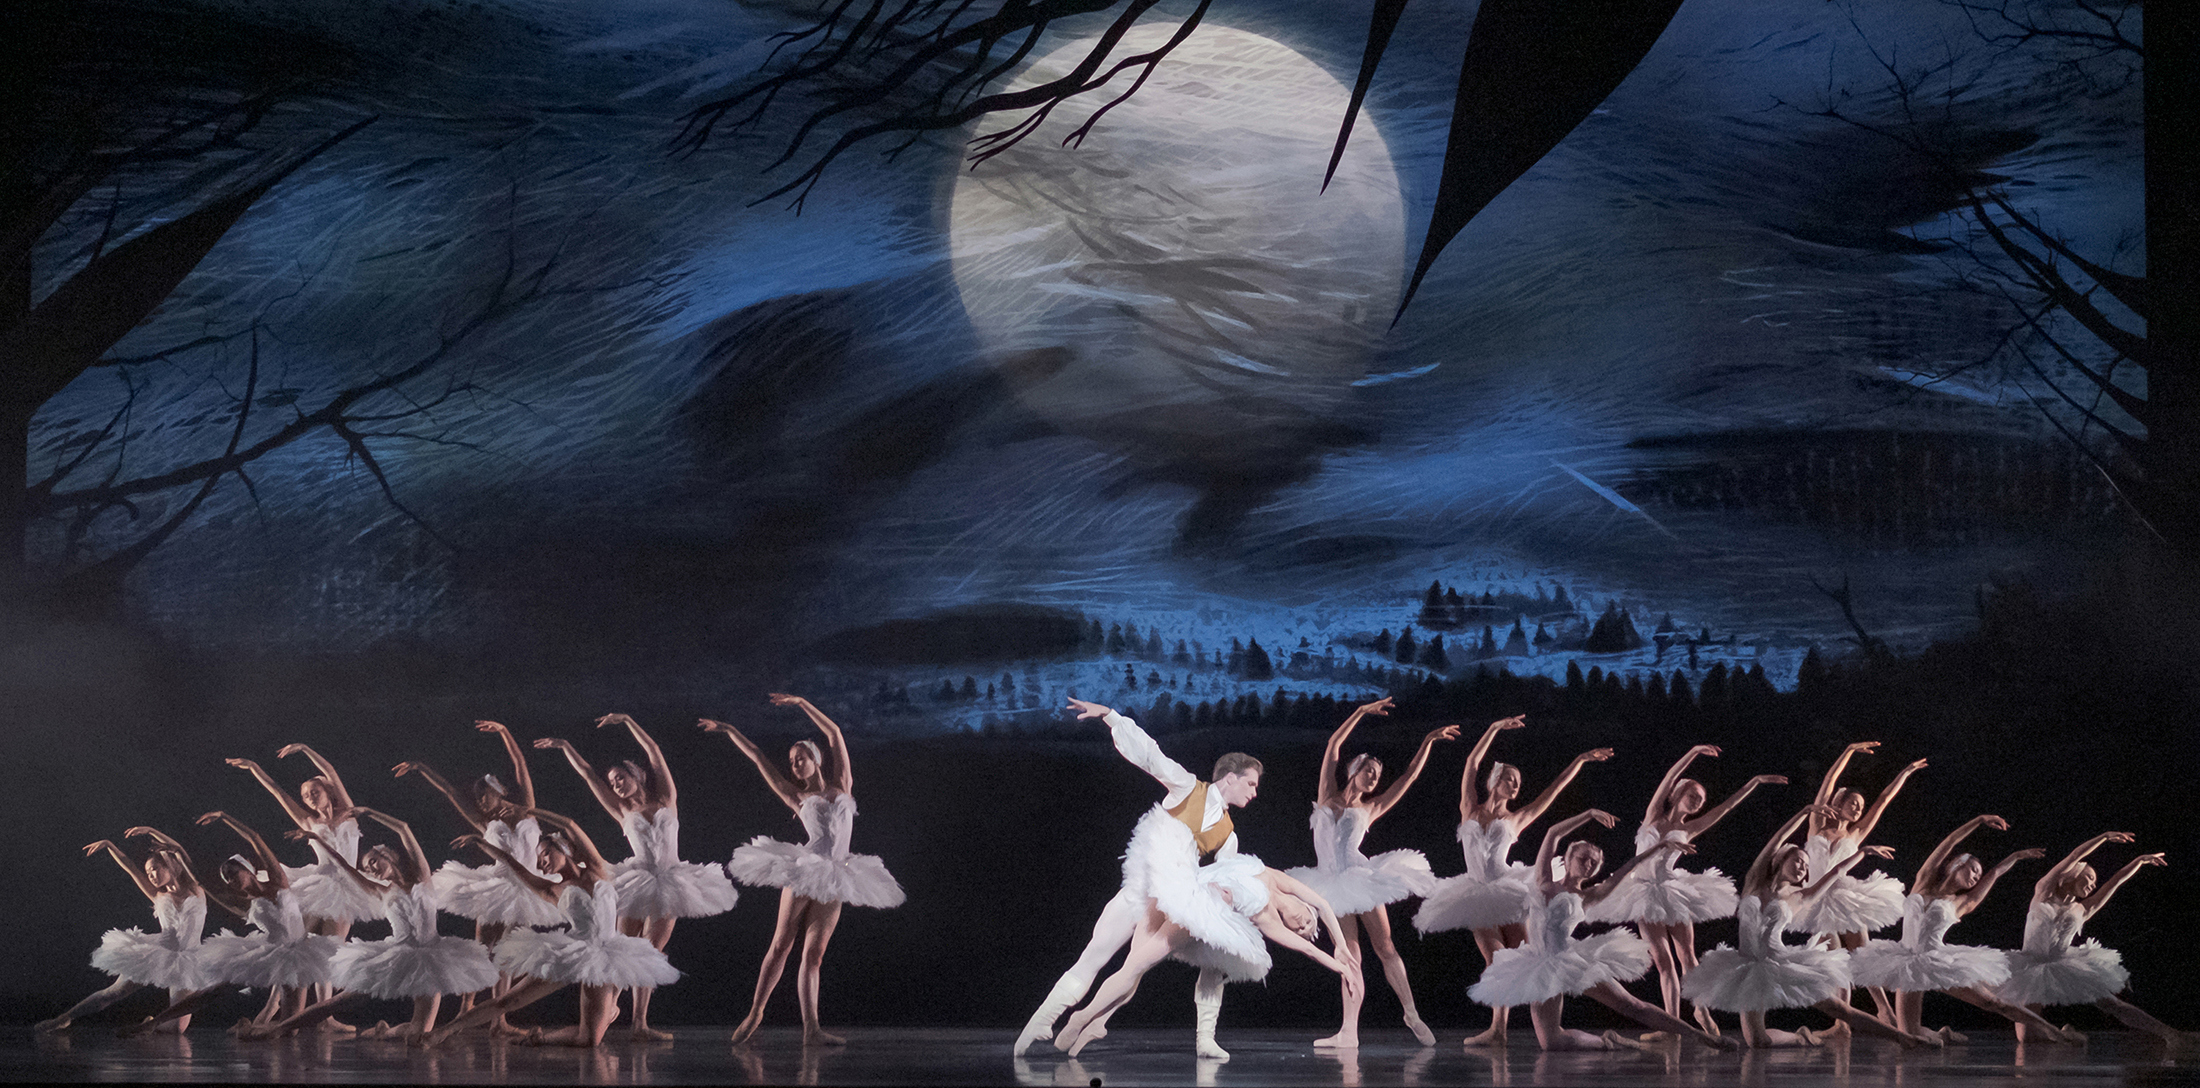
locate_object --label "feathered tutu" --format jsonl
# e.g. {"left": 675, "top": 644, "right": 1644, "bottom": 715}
{"left": 1122, "top": 806, "right": 1271, "bottom": 980}
{"left": 286, "top": 865, "right": 385, "bottom": 925}
{"left": 1285, "top": 850, "right": 1434, "bottom": 917}
{"left": 613, "top": 859, "right": 742, "bottom": 918}
{"left": 330, "top": 935, "right": 498, "bottom": 999}
{"left": 1415, "top": 869, "right": 1537, "bottom": 935}
{"left": 725, "top": 841, "right": 903, "bottom": 908}
{"left": 433, "top": 860, "right": 566, "bottom": 928}
{"left": 1684, "top": 898, "right": 1851, "bottom": 1011}
{"left": 93, "top": 930, "right": 212, "bottom": 991}
{"left": 1786, "top": 871, "right": 1905, "bottom": 936}
{"left": 1999, "top": 940, "right": 2127, "bottom": 1005}
{"left": 1848, "top": 896, "right": 2008, "bottom": 992}
{"left": 1470, "top": 927, "right": 1651, "bottom": 1006}
{"left": 201, "top": 930, "right": 336, "bottom": 990}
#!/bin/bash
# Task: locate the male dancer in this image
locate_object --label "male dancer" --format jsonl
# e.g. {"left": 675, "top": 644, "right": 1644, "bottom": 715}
{"left": 1013, "top": 698, "right": 1263, "bottom": 1058}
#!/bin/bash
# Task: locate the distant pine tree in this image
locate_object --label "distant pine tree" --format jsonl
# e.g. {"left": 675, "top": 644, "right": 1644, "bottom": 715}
{"left": 1669, "top": 670, "right": 1692, "bottom": 706}
{"left": 1503, "top": 618, "right": 1529, "bottom": 656}
{"left": 1444, "top": 587, "right": 1468, "bottom": 627}
{"left": 1394, "top": 626, "right": 1418, "bottom": 664}
{"left": 1565, "top": 660, "right": 1586, "bottom": 689}
{"left": 1533, "top": 622, "right": 1554, "bottom": 649}
{"left": 1419, "top": 634, "right": 1449, "bottom": 670}
{"left": 1244, "top": 639, "right": 1275, "bottom": 681}
{"left": 960, "top": 676, "right": 978, "bottom": 700}
{"left": 1173, "top": 639, "right": 1193, "bottom": 667}
{"left": 1146, "top": 626, "right": 1164, "bottom": 658}
{"left": 1123, "top": 663, "right": 1138, "bottom": 689}
{"left": 1106, "top": 623, "right": 1127, "bottom": 654}
{"left": 1372, "top": 629, "right": 1393, "bottom": 654}
{"left": 1419, "top": 580, "right": 1449, "bottom": 627}
{"left": 1478, "top": 625, "right": 1498, "bottom": 659}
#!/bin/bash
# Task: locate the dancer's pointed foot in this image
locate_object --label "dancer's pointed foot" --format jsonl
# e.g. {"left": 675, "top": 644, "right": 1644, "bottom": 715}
{"left": 1601, "top": 1029, "right": 1657, "bottom": 1052}
{"left": 1693, "top": 1006, "right": 1722, "bottom": 1036}
{"left": 1405, "top": 1013, "right": 1436, "bottom": 1047}
{"left": 729, "top": 1018, "right": 762, "bottom": 1046}
{"left": 1637, "top": 1031, "right": 1676, "bottom": 1042}
{"left": 1936, "top": 1026, "right": 1969, "bottom": 1045}
{"left": 1012, "top": 1015, "right": 1055, "bottom": 1057}
{"left": 1821, "top": 1020, "right": 1852, "bottom": 1043}
{"left": 803, "top": 1027, "right": 848, "bottom": 1048}
{"left": 2164, "top": 1030, "right": 2200, "bottom": 1056}
{"left": 1062, "top": 1023, "right": 1104, "bottom": 1057}
{"left": 1797, "top": 1027, "right": 1821, "bottom": 1048}
{"left": 631, "top": 1025, "right": 675, "bottom": 1042}
{"left": 1462, "top": 1025, "right": 1506, "bottom": 1048}
{"left": 511, "top": 1028, "right": 550, "bottom": 1047}
{"left": 2054, "top": 1025, "right": 2086, "bottom": 1045}
{"left": 1313, "top": 1031, "right": 1359, "bottom": 1049}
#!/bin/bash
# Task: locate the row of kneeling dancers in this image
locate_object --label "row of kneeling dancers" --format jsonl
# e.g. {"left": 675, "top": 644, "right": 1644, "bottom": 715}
{"left": 37, "top": 695, "right": 901, "bottom": 1047}
{"left": 1014, "top": 700, "right": 2198, "bottom": 1057}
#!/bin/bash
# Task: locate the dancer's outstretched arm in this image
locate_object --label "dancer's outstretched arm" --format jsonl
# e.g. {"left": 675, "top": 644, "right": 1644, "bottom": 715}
{"left": 1068, "top": 698, "right": 1196, "bottom": 803}
{"left": 85, "top": 839, "right": 163, "bottom": 901}
{"left": 2083, "top": 851, "right": 2166, "bottom": 916}
{"left": 1918, "top": 815, "right": 2005, "bottom": 895}
{"left": 524, "top": 808, "right": 613, "bottom": 876}
{"left": 1851, "top": 758, "right": 1927, "bottom": 842}
{"left": 1679, "top": 772, "right": 1787, "bottom": 836}
{"left": 1317, "top": 698, "right": 1393, "bottom": 809}
{"left": 1512, "top": 748, "right": 1615, "bottom": 828}
{"left": 772, "top": 693, "right": 854, "bottom": 794}
{"left": 1458, "top": 715, "right": 1526, "bottom": 820}
{"left": 123, "top": 826, "right": 198, "bottom": 882}
{"left": 532, "top": 737, "right": 625, "bottom": 818}
{"left": 1261, "top": 871, "right": 1363, "bottom": 988}
{"left": 1534, "top": 809, "right": 1615, "bottom": 896}
{"left": 2036, "top": 832, "right": 2134, "bottom": 900}
{"left": 1953, "top": 847, "right": 2046, "bottom": 916}
{"left": 286, "top": 829, "right": 384, "bottom": 897}
{"left": 477, "top": 721, "right": 536, "bottom": 810}
{"left": 452, "top": 834, "right": 561, "bottom": 900}
{"left": 1800, "top": 845, "right": 1895, "bottom": 905}
{"left": 1741, "top": 805, "right": 1825, "bottom": 897}
{"left": 700, "top": 717, "right": 805, "bottom": 811}
{"left": 599, "top": 713, "right": 676, "bottom": 810}
{"left": 1582, "top": 841, "right": 1693, "bottom": 907}
{"left": 1809, "top": 741, "right": 1877, "bottom": 837}
{"left": 122, "top": 827, "right": 227, "bottom": 915}
{"left": 197, "top": 811, "right": 289, "bottom": 889}
{"left": 1365, "top": 724, "right": 1459, "bottom": 821}
{"left": 226, "top": 758, "right": 319, "bottom": 830}
{"left": 1646, "top": 744, "right": 1718, "bottom": 823}
{"left": 392, "top": 761, "right": 490, "bottom": 833}
{"left": 354, "top": 807, "right": 431, "bottom": 886}
{"left": 277, "top": 744, "right": 357, "bottom": 814}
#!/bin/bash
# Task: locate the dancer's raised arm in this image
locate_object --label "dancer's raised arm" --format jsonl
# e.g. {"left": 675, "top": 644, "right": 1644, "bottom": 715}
{"left": 226, "top": 758, "right": 319, "bottom": 829}
{"left": 1804, "top": 845, "right": 1896, "bottom": 905}
{"left": 524, "top": 809, "right": 613, "bottom": 876}
{"left": 392, "top": 760, "right": 489, "bottom": 833}
{"left": 354, "top": 807, "right": 430, "bottom": 886}
{"left": 1955, "top": 847, "right": 2045, "bottom": 915}
{"left": 1809, "top": 741, "right": 1878, "bottom": 837}
{"left": 477, "top": 721, "right": 536, "bottom": 809}
{"left": 277, "top": 744, "right": 356, "bottom": 813}
{"left": 2082, "top": 850, "right": 2167, "bottom": 916}
{"left": 1365, "top": 725, "right": 1459, "bottom": 820}
{"left": 1316, "top": 698, "right": 1392, "bottom": 808}
{"left": 1069, "top": 698, "right": 1196, "bottom": 805}
{"left": 1581, "top": 840, "right": 1694, "bottom": 907}
{"left": 1742, "top": 805, "right": 1825, "bottom": 896}
{"left": 196, "top": 811, "right": 288, "bottom": 889}
{"left": 532, "top": 736, "right": 625, "bottom": 817}
{"left": 1535, "top": 809, "right": 1616, "bottom": 894}
{"left": 84, "top": 839, "right": 165, "bottom": 901}
{"left": 2035, "top": 832, "right": 2133, "bottom": 901}
{"left": 1646, "top": 745, "right": 1718, "bottom": 823}
{"left": 1259, "top": 870, "right": 1365, "bottom": 993}
{"left": 1677, "top": 771, "right": 1787, "bottom": 836}
{"left": 1850, "top": 758, "right": 1927, "bottom": 841}
{"left": 700, "top": 717, "right": 805, "bottom": 810}
{"left": 123, "top": 826, "right": 198, "bottom": 879}
{"left": 1918, "top": 814, "right": 2005, "bottom": 894}
{"left": 770, "top": 694, "right": 853, "bottom": 794}
{"left": 1514, "top": 747, "right": 1615, "bottom": 827}
{"left": 598, "top": 713, "right": 677, "bottom": 809}
{"left": 1458, "top": 715, "right": 1526, "bottom": 818}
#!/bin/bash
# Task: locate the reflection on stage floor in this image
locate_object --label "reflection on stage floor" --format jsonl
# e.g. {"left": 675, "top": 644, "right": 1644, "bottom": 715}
{"left": 6, "top": 1027, "right": 2196, "bottom": 1085}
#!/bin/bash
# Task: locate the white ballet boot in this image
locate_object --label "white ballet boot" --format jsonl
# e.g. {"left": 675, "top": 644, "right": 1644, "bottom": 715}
{"left": 1193, "top": 973, "right": 1229, "bottom": 1060}
{"left": 1013, "top": 973, "right": 1091, "bottom": 1056}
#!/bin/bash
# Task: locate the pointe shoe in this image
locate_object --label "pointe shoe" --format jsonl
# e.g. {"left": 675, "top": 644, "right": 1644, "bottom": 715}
{"left": 1194, "top": 990, "right": 1230, "bottom": 1060}
{"left": 1405, "top": 1013, "right": 1436, "bottom": 1047}
{"left": 1937, "top": 1026, "right": 1969, "bottom": 1045}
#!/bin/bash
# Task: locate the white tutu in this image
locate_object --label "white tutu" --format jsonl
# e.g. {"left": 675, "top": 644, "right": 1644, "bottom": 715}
{"left": 432, "top": 818, "right": 566, "bottom": 928}
{"left": 1684, "top": 896, "right": 1851, "bottom": 1011}
{"left": 1997, "top": 899, "right": 2128, "bottom": 1006}
{"left": 201, "top": 890, "right": 336, "bottom": 990}
{"left": 284, "top": 819, "right": 383, "bottom": 925}
{"left": 1284, "top": 805, "right": 1434, "bottom": 916}
{"left": 329, "top": 883, "right": 499, "bottom": 999}
{"left": 1848, "top": 893, "right": 2009, "bottom": 992}
{"left": 613, "top": 807, "right": 740, "bottom": 919}
{"left": 1121, "top": 806, "right": 1271, "bottom": 979}
{"left": 727, "top": 793, "right": 903, "bottom": 909}
{"left": 1469, "top": 890, "right": 1651, "bottom": 1006}
{"left": 1786, "top": 835, "right": 1904, "bottom": 936}
{"left": 1586, "top": 824, "right": 1737, "bottom": 925}
{"left": 493, "top": 882, "right": 680, "bottom": 990}
{"left": 91, "top": 893, "right": 211, "bottom": 991}
{"left": 1416, "top": 819, "right": 1536, "bottom": 935}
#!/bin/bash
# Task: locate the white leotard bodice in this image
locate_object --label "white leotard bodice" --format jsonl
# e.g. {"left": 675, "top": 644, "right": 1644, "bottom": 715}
{"left": 796, "top": 793, "right": 858, "bottom": 861}
{"left": 1736, "top": 895, "right": 1795, "bottom": 957}
{"left": 307, "top": 819, "right": 362, "bottom": 867}
{"left": 247, "top": 890, "right": 307, "bottom": 944}
{"left": 1900, "top": 893, "right": 1962, "bottom": 950}
{"left": 2019, "top": 898, "right": 2088, "bottom": 957}
{"left": 485, "top": 817, "right": 549, "bottom": 877}
{"left": 619, "top": 808, "right": 682, "bottom": 868}
{"left": 556, "top": 880, "right": 621, "bottom": 942}
{"left": 1309, "top": 805, "right": 1374, "bottom": 870}
{"left": 1803, "top": 833, "right": 1860, "bottom": 877}
{"left": 384, "top": 882, "right": 438, "bottom": 945}
{"left": 154, "top": 892, "right": 208, "bottom": 950}
{"left": 1458, "top": 818, "right": 1522, "bottom": 881}
{"left": 1527, "top": 890, "right": 1586, "bottom": 953}
{"left": 1631, "top": 823, "right": 1695, "bottom": 879}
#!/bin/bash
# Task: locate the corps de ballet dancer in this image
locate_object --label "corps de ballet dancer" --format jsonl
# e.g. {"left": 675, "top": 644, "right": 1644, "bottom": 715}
{"left": 424, "top": 809, "right": 680, "bottom": 1047}
{"left": 1846, "top": 814, "right": 2074, "bottom": 1044}
{"left": 193, "top": 812, "right": 338, "bottom": 1032}
{"left": 1468, "top": 809, "right": 1734, "bottom": 1051}
{"left": 1011, "top": 698, "right": 1265, "bottom": 1059}
{"left": 536, "top": 713, "right": 738, "bottom": 1040}
{"left": 1053, "top": 866, "right": 1364, "bottom": 1058}
{"left": 1683, "top": 803, "right": 1931, "bottom": 1048}
{"left": 1413, "top": 715, "right": 1612, "bottom": 1045}
{"left": 395, "top": 721, "right": 563, "bottom": 1033}
{"left": 1588, "top": 744, "right": 1783, "bottom": 1035}
{"left": 713, "top": 694, "right": 904, "bottom": 1046}
{"left": 1283, "top": 697, "right": 1454, "bottom": 1047}
{"left": 246, "top": 807, "right": 499, "bottom": 1041}
{"left": 1998, "top": 832, "right": 2198, "bottom": 1050}
{"left": 228, "top": 745, "right": 381, "bottom": 1030}
{"left": 37, "top": 831, "right": 215, "bottom": 1036}
{"left": 1790, "top": 741, "right": 1925, "bottom": 1022}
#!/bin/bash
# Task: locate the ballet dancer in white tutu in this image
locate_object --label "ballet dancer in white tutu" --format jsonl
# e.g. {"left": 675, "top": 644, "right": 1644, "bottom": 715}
{"left": 1998, "top": 832, "right": 2198, "bottom": 1050}
{"left": 247, "top": 807, "right": 500, "bottom": 1041}
{"left": 1011, "top": 698, "right": 1264, "bottom": 1059}
{"left": 228, "top": 744, "right": 380, "bottom": 1030}
{"left": 424, "top": 809, "right": 680, "bottom": 1047}
{"left": 1413, "top": 715, "right": 1612, "bottom": 1045}
{"left": 395, "top": 721, "right": 562, "bottom": 1033}
{"left": 1683, "top": 804, "right": 1932, "bottom": 1048}
{"left": 1847, "top": 814, "right": 2075, "bottom": 1044}
{"left": 1053, "top": 866, "right": 1364, "bottom": 1058}
{"left": 1284, "top": 697, "right": 1454, "bottom": 1047}
{"left": 1588, "top": 744, "right": 1784, "bottom": 1035}
{"left": 37, "top": 831, "right": 217, "bottom": 1036}
{"left": 193, "top": 812, "right": 338, "bottom": 1032}
{"left": 1790, "top": 741, "right": 1925, "bottom": 1023}
{"left": 714, "top": 693, "right": 904, "bottom": 1046}
{"left": 1467, "top": 809, "right": 1734, "bottom": 1051}
{"left": 536, "top": 713, "right": 737, "bottom": 1040}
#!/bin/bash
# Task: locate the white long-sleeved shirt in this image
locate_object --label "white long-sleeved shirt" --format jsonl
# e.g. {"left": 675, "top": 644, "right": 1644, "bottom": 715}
{"left": 1105, "top": 710, "right": 1237, "bottom": 858}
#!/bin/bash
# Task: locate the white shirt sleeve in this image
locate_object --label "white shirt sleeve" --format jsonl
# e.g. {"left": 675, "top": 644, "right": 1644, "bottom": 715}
{"left": 1104, "top": 711, "right": 1197, "bottom": 810}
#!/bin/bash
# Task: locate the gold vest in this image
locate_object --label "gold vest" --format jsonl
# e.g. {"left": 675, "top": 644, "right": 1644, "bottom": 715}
{"left": 1167, "top": 781, "right": 1234, "bottom": 861}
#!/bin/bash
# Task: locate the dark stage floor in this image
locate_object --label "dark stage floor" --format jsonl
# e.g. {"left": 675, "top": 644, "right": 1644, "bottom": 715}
{"left": 6, "top": 1027, "right": 2197, "bottom": 1085}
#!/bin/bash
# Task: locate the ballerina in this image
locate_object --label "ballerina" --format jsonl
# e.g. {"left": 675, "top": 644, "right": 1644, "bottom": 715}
{"left": 1467, "top": 809, "right": 1734, "bottom": 1051}
{"left": 247, "top": 807, "right": 499, "bottom": 1041}
{"left": 1998, "top": 832, "right": 2197, "bottom": 1050}
{"left": 1588, "top": 744, "right": 1784, "bottom": 1035}
{"left": 536, "top": 712, "right": 737, "bottom": 1041}
{"left": 36, "top": 832, "right": 217, "bottom": 1035}
{"left": 1054, "top": 866, "right": 1364, "bottom": 1059}
{"left": 1788, "top": 741, "right": 1925, "bottom": 1023}
{"left": 1683, "top": 803, "right": 1932, "bottom": 1048}
{"left": 1413, "top": 715, "right": 1612, "bottom": 1046}
{"left": 228, "top": 745, "right": 380, "bottom": 1030}
{"left": 1011, "top": 698, "right": 1264, "bottom": 1059}
{"left": 423, "top": 809, "right": 680, "bottom": 1048}
{"left": 1846, "top": 814, "right": 2075, "bottom": 1044}
{"left": 193, "top": 812, "right": 338, "bottom": 1032}
{"left": 713, "top": 694, "right": 904, "bottom": 1046}
{"left": 1283, "top": 697, "right": 1454, "bottom": 1047}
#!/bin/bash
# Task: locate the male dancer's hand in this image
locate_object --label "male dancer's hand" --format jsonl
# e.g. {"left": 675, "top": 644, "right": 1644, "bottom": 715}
{"left": 1067, "top": 698, "right": 1114, "bottom": 720}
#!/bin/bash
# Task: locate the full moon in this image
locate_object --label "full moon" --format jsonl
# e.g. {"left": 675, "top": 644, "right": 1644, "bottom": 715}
{"left": 948, "top": 24, "right": 1405, "bottom": 431}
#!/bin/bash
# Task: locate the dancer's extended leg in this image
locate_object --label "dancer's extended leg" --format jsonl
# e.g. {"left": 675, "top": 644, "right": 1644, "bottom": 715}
{"left": 732, "top": 889, "right": 807, "bottom": 1044}
{"left": 36, "top": 979, "right": 143, "bottom": 1033}
{"left": 796, "top": 898, "right": 845, "bottom": 1047}
{"left": 1581, "top": 981, "right": 1734, "bottom": 1048}
{"left": 620, "top": 916, "right": 678, "bottom": 1041}
{"left": 1463, "top": 923, "right": 1524, "bottom": 1046}
{"left": 1014, "top": 888, "right": 1143, "bottom": 1055}
{"left": 1192, "top": 967, "right": 1229, "bottom": 1059}
{"left": 1315, "top": 913, "right": 1364, "bottom": 1049}
{"left": 1058, "top": 913, "right": 1178, "bottom": 1057}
